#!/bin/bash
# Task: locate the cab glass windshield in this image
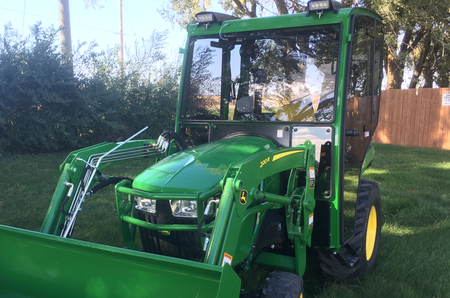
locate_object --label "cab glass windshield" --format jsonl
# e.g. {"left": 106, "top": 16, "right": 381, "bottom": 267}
{"left": 182, "top": 25, "right": 340, "bottom": 122}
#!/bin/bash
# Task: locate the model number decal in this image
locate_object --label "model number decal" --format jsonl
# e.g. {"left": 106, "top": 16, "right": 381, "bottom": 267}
{"left": 260, "top": 157, "right": 270, "bottom": 168}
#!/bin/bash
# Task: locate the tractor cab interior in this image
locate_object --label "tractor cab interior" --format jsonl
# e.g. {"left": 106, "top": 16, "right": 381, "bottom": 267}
{"left": 177, "top": 24, "right": 340, "bottom": 199}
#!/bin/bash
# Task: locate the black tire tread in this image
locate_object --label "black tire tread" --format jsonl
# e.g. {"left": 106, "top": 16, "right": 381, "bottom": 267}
{"left": 319, "top": 179, "right": 381, "bottom": 280}
{"left": 262, "top": 272, "right": 304, "bottom": 298}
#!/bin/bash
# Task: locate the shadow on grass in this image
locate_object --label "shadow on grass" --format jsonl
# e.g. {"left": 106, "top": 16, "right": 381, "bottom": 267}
{"left": 299, "top": 218, "right": 450, "bottom": 298}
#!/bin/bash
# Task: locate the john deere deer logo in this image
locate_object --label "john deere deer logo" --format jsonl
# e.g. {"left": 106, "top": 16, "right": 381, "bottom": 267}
{"left": 239, "top": 189, "right": 248, "bottom": 205}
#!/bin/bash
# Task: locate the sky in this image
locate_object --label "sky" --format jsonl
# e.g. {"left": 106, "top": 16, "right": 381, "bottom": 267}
{"left": 0, "top": 1, "right": 395, "bottom": 88}
{"left": 0, "top": 0, "right": 223, "bottom": 59}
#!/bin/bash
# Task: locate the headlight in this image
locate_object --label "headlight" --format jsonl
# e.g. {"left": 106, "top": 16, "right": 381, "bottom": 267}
{"left": 134, "top": 197, "right": 198, "bottom": 217}
{"left": 170, "top": 200, "right": 197, "bottom": 218}
{"left": 135, "top": 197, "right": 156, "bottom": 214}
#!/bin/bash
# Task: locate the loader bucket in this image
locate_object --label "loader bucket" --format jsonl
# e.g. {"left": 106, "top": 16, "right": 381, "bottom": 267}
{"left": 0, "top": 225, "right": 241, "bottom": 298}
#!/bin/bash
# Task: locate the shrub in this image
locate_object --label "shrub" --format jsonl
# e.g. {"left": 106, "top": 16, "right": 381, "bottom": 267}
{"left": 0, "top": 24, "right": 180, "bottom": 153}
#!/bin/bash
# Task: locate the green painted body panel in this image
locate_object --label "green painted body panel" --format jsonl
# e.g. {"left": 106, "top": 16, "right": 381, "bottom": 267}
{"left": 132, "top": 136, "right": 277, "bottom": 193}
{"left": 0, "top": 224, "right": 240, "bottom": 298}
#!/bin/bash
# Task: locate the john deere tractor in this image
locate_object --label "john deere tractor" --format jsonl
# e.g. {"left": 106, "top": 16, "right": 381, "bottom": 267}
{"left": 0, "top": 1, "right": 384, "bottom": 297}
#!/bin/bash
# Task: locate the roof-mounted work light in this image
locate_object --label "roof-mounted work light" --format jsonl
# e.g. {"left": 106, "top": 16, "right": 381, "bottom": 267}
{"left": 195, "top": 12, "right": 239, "bottom": 27}
{"left": 306, "top": 0, "right": 347, "bottom": 18}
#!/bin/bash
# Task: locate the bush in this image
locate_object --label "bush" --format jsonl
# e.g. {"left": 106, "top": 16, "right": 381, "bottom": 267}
{"left": 0, "top": 24, "right": 179, "bottom": 153}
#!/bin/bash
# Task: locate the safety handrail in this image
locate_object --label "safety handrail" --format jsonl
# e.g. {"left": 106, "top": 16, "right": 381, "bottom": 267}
{"left": 116, "top": 185, "right": 222, "bottom": 202}
{"left": 121, "top": 215, "right": 215, "bottom": 233}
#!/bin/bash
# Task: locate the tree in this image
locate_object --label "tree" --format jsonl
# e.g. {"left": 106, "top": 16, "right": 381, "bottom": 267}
{"left": 159, "top": 0, "right": 313, "bottom": 28}
{"left": 0, "top": 23, "right": 180, "bottom": 153}
{"left": 364, "top": 0, "right": 450, "bottom": 89}
{"left": 84, "top": 0, "right": 105, "bottom": 9}
{"left": 164, "top": 0, "right": 450, "bottom": 89}
{"left": 159, "top": 0, "right": 212, "bottom": 29}
{"left": 160, "top": 0, "right": 362, "bottom": 28}
{"left": 59, "top": 0, "right": 72, "bottom": 57}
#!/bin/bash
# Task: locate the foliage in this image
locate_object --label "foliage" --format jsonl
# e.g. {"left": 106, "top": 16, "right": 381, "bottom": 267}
{"left": 0, "top": 24, "right": 180, "bottom": 153}
{"left": 162, "top": 0, "right": 450, "bottom": 89}
{"left": 159, "top": 0, "right": 212, "bottom": 29}
{"left": 363, "top": 0, "right": 450, "bottom": 89}
{"left": 84, "top": 0, "right": 106, "bottom": 9}
{"left": 159, "top": 0, "right": 311, "bottom": 28}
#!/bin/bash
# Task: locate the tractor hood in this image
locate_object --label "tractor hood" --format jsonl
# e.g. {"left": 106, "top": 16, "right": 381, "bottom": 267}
{"left": 132, "top": 136, "right": 277, "bottom": 194}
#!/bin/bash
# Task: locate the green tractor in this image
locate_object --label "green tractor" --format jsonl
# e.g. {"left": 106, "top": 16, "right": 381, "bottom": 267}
{"left": 0, "top": 1, "right": 384, "bottom": 297}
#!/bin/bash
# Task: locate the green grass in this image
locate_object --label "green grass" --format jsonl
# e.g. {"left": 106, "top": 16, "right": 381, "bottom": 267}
{"left": 0, "top": 154, "right": 153, "bottom": 247}
{"left": 1, "top": 143, "right": 450, "bottom": 297}
{"left": 303, "top": 143, "right": 450, "bottom": 298}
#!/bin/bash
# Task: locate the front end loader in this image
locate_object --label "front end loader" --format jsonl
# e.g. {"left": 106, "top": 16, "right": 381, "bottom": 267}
{"left": 0, "top": 1, "right": 384, "bottom": 297}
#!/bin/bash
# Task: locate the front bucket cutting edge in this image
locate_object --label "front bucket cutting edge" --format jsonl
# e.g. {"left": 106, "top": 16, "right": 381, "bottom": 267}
{"left": 0, "top": 225, "right": 241, "bottom": 298}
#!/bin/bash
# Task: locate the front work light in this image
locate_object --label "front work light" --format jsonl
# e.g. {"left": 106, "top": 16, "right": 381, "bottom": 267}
{"left": 308, "top": 0, "right": 331, "bottom": 11}
{"left": 307, "top": 0, "right": 346, "bottom": 18}
{"left": 196, "top": 12, "right": 215, "bottom": 24}
{"left": 195, "top": 11, "right": 239, "bottom": 27}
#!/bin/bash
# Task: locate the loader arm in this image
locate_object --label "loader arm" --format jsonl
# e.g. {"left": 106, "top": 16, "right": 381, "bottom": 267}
{"left": 41, "top": 138, "right": 167, "bottom": 236}
{"left": 206, "top": 141, "right": 316, "bottom": 276}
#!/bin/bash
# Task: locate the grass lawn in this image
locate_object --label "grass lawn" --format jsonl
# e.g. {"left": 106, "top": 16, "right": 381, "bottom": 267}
{"left": 0, "top": 143, "right": 449, "bottom": 297}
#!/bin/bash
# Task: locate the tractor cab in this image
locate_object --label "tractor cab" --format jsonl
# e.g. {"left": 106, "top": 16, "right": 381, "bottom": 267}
{"left": 176, "top": 12, "right": 339, "bottom": 202}
{"left": 174, "top": 6, "right": 384, "bottom": 245}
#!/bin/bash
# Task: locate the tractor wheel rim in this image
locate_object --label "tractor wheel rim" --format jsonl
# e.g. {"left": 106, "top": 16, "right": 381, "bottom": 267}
{"left": 366, "top": 205, "right": 377, "bottom": 261}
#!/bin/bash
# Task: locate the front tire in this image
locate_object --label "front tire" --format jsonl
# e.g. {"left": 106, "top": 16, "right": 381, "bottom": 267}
{"left": 262, "top": 271, "right": 304, "bottom": 298}
{"left": 319, "top": 179, "right": 382, "bottom": 279}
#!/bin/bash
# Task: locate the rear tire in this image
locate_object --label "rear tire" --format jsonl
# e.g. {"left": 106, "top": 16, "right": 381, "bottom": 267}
{"left": 319, "top": 179, "right": 382, "bottom": 279}
{"left": 262, "top": 271, "right": 304, "bottom": 298}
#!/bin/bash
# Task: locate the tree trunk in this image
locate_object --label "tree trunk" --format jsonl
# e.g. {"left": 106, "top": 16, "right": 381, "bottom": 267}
{"left": 423, "top": 59, "right": 433, "bottom": 88}
{"left": 274, "top": 0, "right": 289, "bottom": 15}
{"left": 440, "top": 75, "right": 449, "bottom": 88}
{"left": 385, "top": 29, "right": 411, "bottom": 89}
{"left": 232, "top": 0, "right": 256, "bottom": 18}
{"left": 434, "top": 42, "right": 450, "bottom": 87}
{"left": 289, "top": 0, "right": 304, "bottom": 13}
{"left": 409, "top": 34, "right": 431, "bottom": 89}
{"left": 59, "top": 0, "right": 72, "bottom": 56}
{"left": 385, "top": 27, "right": 427, "bottom": 89}
{"left": 386, "top": 49, "right": 404, "bottom": 89}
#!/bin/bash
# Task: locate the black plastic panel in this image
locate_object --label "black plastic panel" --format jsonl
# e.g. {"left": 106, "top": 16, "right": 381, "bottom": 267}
{"left": 311, "top": 200, "right": 330, "bottom": 247}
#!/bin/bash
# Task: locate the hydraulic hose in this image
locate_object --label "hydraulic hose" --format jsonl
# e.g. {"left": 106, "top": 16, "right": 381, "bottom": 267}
{"left": 60, "top": 176, "right": 132, "bottom": 216}
{"left": 85, "top": 176, "right": 133, "bottom": 196}
{"left": 60, "top": 182, "right": 74, "bottom": 216}
{"left": 197, "top": 214, "right": 208, "bottom": 238}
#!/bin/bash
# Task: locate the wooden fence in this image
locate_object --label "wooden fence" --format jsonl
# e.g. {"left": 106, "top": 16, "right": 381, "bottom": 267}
{"left": 372, "top": 88, "right": 450, "bottom": 150}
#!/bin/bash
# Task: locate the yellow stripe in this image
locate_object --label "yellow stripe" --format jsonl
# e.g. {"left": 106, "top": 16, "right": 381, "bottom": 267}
{"left": 272, "top": 150, "right": 304, "bottom": 162}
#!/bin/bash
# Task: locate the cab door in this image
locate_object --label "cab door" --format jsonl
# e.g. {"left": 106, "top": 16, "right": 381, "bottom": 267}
{"left": 342, "top": 14, "right": 384, "bottom": 242}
